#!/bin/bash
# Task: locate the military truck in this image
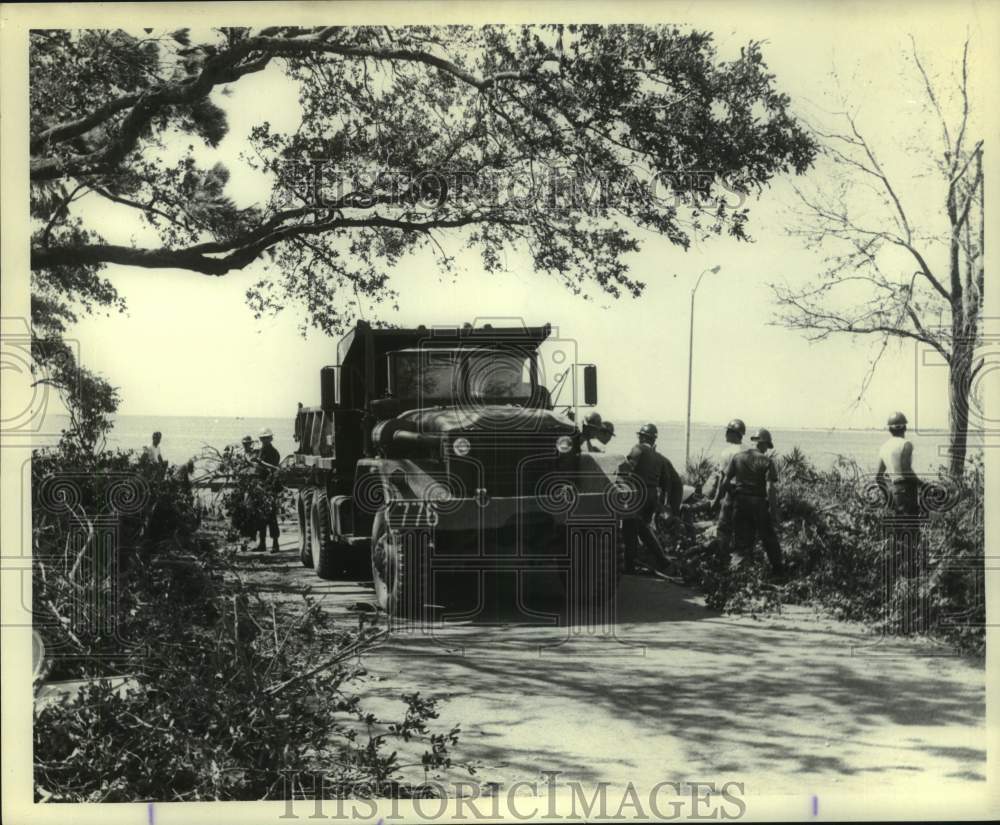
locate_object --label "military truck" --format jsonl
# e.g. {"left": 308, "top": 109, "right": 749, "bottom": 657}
{"left": 289, "top": 320, "right": 633, "bottom": 620}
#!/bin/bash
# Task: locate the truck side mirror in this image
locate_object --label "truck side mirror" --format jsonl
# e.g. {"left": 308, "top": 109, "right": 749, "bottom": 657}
{"left": 320, "top": 366, "right": 340, "bottom": 408}
{"left": 583, "top": 364, "right": 598, "bottom": 406}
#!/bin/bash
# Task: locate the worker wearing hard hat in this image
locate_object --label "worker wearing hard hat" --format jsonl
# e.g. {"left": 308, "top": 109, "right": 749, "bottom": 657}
{"left": 875, "top": 412, "right": 926, "bottom": 575}
{"left": 599, "top": 421, "right": 616, "bottom": 448}
{"left": 709, "top": 418, "right": 750, "bottom": 554}
{"left": 717, "top": 427, "right": 784, "bottom": 576}
{"left": 255, "top": 427, "right": 282, "bottom": 554}
{"left": 875, "top": 412, "right": 923, "bottom": 516}
{"left": 580, "top": 411, "right": 615, "bottom": 453}
{"left": 621, "top": 423, "right": 683, "bottom": 573}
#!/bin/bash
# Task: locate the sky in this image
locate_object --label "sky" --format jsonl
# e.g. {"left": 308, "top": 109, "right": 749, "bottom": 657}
{"left": 57, "top": 4, "right": 992, "bottom": 431}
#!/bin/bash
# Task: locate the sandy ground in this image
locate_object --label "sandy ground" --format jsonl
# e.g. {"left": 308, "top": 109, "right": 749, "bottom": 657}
{"left": 238, "top": 523, "right": 988, "bottom": 807}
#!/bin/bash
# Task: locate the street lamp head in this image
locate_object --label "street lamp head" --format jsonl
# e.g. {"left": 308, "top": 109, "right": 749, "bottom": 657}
{"left": 709, "top": 265, "right": 721, "bottom": 274}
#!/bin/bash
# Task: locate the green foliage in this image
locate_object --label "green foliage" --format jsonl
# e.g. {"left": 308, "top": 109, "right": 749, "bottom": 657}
{"left": 660, "top": 450, "right": 985, "bottom": 653}
{"left": 31, "top": 336, "right": 121, "bottom": 459}
{"left": 30, "top": 26, "right": 816, "bottom": 335}
{"left": 34, "top": 576, "right": 466, "bottom": 801}
{"left": 32, "top": 383, "right": 472, "bottom": 801}
{"left": 33, "top": 439, "right": 472, "bottom": 801}
{"left": 683, "top": 450, "right": 717, "bottom": 490}
{"left": 32, "top": 444, "right": 202, "bottom": 679}
{"left": 199, "top": 444, "right": 294, "bottom": 540}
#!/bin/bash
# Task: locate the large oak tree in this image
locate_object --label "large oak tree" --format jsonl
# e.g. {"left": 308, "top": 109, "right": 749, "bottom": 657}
{"left": 30, "top": 25, "right": 815, "bottom": 337}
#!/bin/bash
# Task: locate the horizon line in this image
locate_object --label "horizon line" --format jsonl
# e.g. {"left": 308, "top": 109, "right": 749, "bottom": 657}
{"left": 93, "top": 411, "right": 900, "bottom": 434}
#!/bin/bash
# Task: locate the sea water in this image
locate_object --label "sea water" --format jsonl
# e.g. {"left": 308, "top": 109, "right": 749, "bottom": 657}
{"left": 34, "top": 413, "right": 960, "bottom": 474}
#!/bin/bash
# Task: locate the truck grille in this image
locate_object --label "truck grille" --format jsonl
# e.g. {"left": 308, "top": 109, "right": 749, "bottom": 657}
{"left": 446, "top": 434, "right": 560, "bottom": 498}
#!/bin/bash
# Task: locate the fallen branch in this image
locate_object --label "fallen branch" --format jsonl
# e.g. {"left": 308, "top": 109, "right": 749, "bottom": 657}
{"left": 264, "top": 628, "right": 388, "bottom": 697}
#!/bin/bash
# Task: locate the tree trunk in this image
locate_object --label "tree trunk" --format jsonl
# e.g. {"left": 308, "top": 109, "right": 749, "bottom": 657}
{"left": 947, "top": 338, "right": 973, "bottom": 478}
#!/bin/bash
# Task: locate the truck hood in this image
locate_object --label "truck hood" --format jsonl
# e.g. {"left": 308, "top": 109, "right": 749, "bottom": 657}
{"left": 397, "top": 405, "right": 576, "bottom": 435}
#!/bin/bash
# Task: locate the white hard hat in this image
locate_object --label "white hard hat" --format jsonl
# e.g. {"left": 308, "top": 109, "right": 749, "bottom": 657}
{"left": 258, "top": 427, "right": 274, "bottom": 438}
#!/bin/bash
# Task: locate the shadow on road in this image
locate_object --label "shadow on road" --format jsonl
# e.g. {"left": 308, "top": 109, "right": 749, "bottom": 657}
{"left": 238, "top": 535, "right": 988, "bottom": 788}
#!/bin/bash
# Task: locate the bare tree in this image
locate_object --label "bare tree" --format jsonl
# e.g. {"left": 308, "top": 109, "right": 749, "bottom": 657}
{"left": 773, "top": 37, "right": 984, "bottom": 477}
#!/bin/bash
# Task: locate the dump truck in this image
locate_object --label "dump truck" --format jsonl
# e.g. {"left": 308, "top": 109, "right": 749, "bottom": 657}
{"left": 289, "top": 320, "right": 634, "bottom": 620}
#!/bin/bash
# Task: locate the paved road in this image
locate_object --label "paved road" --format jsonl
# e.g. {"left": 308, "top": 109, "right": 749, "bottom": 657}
{"left": 242, "top": 527, "right": 988, "bottom": 808}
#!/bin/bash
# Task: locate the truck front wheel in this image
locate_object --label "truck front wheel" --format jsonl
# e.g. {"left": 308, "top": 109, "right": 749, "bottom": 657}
{"left": 371, "top": 509, "right": 428, "bottom": 619}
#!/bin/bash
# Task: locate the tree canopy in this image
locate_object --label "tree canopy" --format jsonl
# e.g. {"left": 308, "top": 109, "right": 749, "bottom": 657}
{"left": 30, "top": 25, "right": 816, "bottom": 336}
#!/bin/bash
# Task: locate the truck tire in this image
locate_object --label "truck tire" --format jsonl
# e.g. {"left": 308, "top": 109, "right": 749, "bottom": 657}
{"left": 311, "top": 491, "right": 341, "bottom": 580}
{"left": 298, "top": 489, "right": 314, "bottom": 568}
{"left": 371, "top": 509, "right": 428, "bottom": 619}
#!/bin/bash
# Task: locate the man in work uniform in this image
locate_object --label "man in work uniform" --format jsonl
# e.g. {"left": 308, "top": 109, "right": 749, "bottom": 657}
{"left": 709, "top": 418, "right": 749, "bottom": 556}
{"left": 240, "top": 434, "right": 255, "bottom": 461}
{"left": 580, "top": 412, "right": 615, "bottom": 453}
{"left": 718, "top": 427, "right": 784, "bottom": 576}
{"left": 601, "top": 421, "right": 616, "bottom": 447}
{"left": 875, "top": 411, "right": 924, "bottom": 578}
{"left": 621, "top": 423, "right": 683, "bottom": 573}
{"left": 255, "top": 428, "right": 282, "bottom": 554}
{"left": 142, "top": 431, "right": 167, "bottom": 478}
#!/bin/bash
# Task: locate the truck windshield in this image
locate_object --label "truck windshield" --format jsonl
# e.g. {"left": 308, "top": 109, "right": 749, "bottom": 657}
{"left": 391, "top": 349, "right": 536, "bottom": 404}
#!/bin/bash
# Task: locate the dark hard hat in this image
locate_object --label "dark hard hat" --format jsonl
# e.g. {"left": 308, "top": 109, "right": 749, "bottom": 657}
{"left": 750, "top": 427, "right": 773, "bottom": 446}
{"left": 241, "top": 435, "right": 253, "bottom": 444}
{"left": 584, "top": 411, "right": 603, "bottom": 427}
{"left": 887, "top": 411, "right": 908, "bottom": 429}
{"left": 638, "top": 422, "right": 658, "bottom": 439}
{"left": 726, "top": 418, "right": 747, "bottom": 436}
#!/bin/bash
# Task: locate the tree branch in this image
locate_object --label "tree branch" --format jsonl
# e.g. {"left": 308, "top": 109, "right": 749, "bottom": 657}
{"left": 31, "top": 212, "right": 525, "bottom": 276}
{"left": 30, "top": 93, "right": 140, "bottom": 153}
{"left": 910, "top": 35, "right": 952, "bottom": 161}
{"left": 29, "top": 30, "right": 546, "bottom": 183}
{"left": 953, "top": 37, "right": 970, "bottom": 163}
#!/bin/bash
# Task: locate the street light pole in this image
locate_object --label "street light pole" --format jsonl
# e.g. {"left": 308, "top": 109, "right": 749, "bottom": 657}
{"left": 685, "top": 265, "right": 721, "bottom": 472}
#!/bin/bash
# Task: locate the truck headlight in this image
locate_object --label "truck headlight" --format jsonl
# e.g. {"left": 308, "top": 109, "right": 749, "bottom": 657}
{"left": 555, "top": 435, "right": 574, "bottom": 454}
{"left": 452, "top": 437, "right": 472, "bottom": 457}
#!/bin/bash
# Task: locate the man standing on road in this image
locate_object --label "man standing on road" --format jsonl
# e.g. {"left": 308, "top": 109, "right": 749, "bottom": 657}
{"left": 255, "top": 428, "right": 282, "bottom": 554}
{"left": 621, "top": 423, "right": 683, "bottom": 572}
{"left": 710, "top": 418, "right": 749, "bottom": 555}
{"left": 234, "top": 435, "right": 258, "bottom": 553}
{"left": 719, "top": 427, "right": 784, "bottom": 576}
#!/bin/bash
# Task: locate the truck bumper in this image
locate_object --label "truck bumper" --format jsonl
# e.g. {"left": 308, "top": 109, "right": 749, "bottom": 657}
{"left": 385, "top": 490, "right": 618, "bottom": 533}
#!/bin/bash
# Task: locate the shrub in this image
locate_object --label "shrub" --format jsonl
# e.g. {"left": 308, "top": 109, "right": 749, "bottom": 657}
{"left": 34, "top": 585, "right": 467, "bottom": 801}
{"left": 658, "top": 450, "right": 985, "bottom": 654}
{"left": 683, "top": 451, "right": 718, "bottom": 490}
{"left": 199, "top": 444, "right": 293, "bottom": 543}
{"left": 33, "top": 442, "right": 473, "bottom": 801}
